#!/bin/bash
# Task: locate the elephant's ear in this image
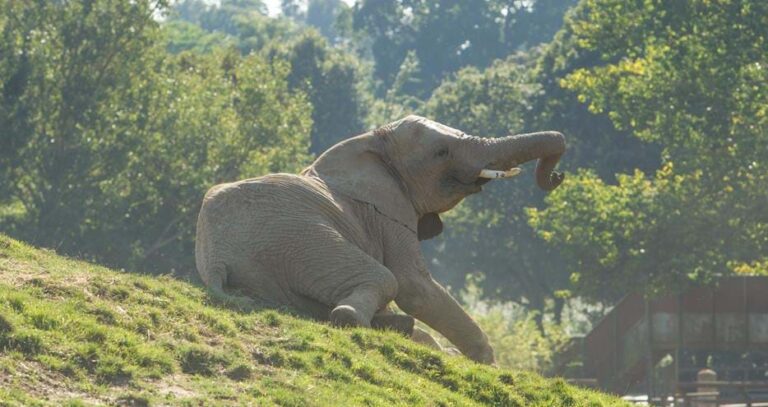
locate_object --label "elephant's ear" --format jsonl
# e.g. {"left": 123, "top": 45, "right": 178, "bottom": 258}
{"left": 417, "top": 213, "right": 443, "bottom": 241}
{"left": 303, "top": 130, "right": 420, "bottom": 234}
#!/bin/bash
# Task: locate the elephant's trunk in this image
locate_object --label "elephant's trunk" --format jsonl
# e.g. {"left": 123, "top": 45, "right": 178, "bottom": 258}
{"left": 481, "top": 131, "right": 566, "bottom": 191}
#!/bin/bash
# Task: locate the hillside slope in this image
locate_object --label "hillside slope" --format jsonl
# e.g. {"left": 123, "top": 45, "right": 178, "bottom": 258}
{"left": 0, "top": 235, "right": 622, "bottom": 406}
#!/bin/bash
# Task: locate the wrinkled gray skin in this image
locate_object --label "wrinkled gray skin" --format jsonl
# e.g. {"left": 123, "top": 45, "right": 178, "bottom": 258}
{"left": 195, "top": 115, "right": 565, "bottom": 364}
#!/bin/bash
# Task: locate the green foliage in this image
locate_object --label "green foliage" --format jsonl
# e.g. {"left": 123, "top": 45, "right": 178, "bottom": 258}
{"left": 506, "top": 0, "right": 580, "bottom": 49}
{"left": 351, "top": 0, "right": 577, "bottom": 96}
{"left": 528, "top": 0, "right": 768, "bottom": 302}
{"left": 732, "top": 260, "right": 768, "bottom": 277}
{"left": 426, "top": 58, "right": 536, "bottom": 134}
{"left": 186, "top": 0, "right": 268, "bottom": 35}
{"left": 0, "top": 0, "right": 312, "bottom": 273}
{"left": 561, "top": 0, "right": 768, "bottom": 170}
{"left": 170, "top": 1, "right": 369, "bottom": 155}
{"left": 267, "top": 30, "right": 369, "bottom": 154}
{"left": 170, "top": 0, "right": 301, "bottom": 55}
{"left": 364, "top": 50, "right": 426, "bottom": 126}
{"left": 162, "top": 20, "right": 234, "bottom": 53}
{"left": 458, "top": 280, "right": 569, "bottom": 373}
{"left": 0, "top": 234, "right": 622, "bottom": 405}
{"left": 305, "top": 0, "right": 347, "bottom": 42}
{"left": 1, "top": 0, "right": 165, "bottom": 257}
{"left": 529, "top": 168, "right": 663, "bottom": 301}
{"left": 526, "top": 4, "right": 660, "bottom": 180}
{"left": 283, "top": 0, "right": 351, "bottom": 44}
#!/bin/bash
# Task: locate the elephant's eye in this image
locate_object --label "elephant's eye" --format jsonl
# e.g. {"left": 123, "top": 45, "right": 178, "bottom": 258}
{"left": 435, "top": 147, "right": 450, "bottom": 158}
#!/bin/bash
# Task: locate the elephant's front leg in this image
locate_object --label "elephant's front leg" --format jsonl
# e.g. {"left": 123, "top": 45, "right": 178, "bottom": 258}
{"left": 384, "top": 229, "right": 494, "bottom": 364}
{"left": 411, "top": 326, "right": 444, "bottom": 350}
{"left": 395, "top": 273, "right": 495, "bottom": 364}
{"left": 373, "top": 308, "right": 444, "bottom": 351}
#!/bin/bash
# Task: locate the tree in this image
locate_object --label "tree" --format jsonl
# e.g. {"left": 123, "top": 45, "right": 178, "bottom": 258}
{"left": 167, "top": 1, "right": 367, "bottom": 155}
{"left": 281, "top": 0, "right": 303, "bottom": 20}
{"left": 161, "top": 20, "right": 234, "bottom": 53}
{"left": 525, "top": 4, "right": 660, "bottom": 181}
{"left": 266, "top": 31, "right": 369, "bottom": 154}
{"left": 199, "top": 0, "right": 267, "bottom": 35}
{"left": 305, "top": 0, "right": 349, "bottom": 43}
{"left": 504, "top": 0, "right": 579, "bottom": 50}
{"left": 0, "top": 0, "right": 313, "bottom": 274}
{"left": 528, "top": 0, "right": 768, "bottom": 303}
{"left": 0, "top": 0, "right": 169, "bottom": 246}
{"left": 169, "top": 0, "right": 299, "bottom": 55}
{"left": 351, "top": 0, "right": 578, "bottom": 97}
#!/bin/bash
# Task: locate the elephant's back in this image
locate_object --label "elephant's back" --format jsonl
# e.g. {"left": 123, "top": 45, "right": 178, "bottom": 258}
{"left": 210, "top": 174, "right": 342, "bottom": 216}
{"left": 198, "top": 173, "right": 358, "bottom": 242}
{"left": 205, "top": 172, "right": 316, "bottom": 200}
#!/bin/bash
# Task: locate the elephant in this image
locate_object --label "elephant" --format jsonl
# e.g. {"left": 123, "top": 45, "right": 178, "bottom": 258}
{"left": 195, "top": 115, "right": 565, "bottom": 364}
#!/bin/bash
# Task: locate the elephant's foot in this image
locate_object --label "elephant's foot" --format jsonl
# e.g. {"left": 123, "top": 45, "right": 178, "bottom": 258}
{"left": 464, "top": 343, "right": 496, "bottom": 365}
{"left": 207, "top": 286, "right": 256, "bottom": 312}
{"left": 411, "top": 327, "right": 443, "bottom": 350}
{"left": 371, "top": 314, "right": 414, "bottom": 336}
{"left": 330, "top": 305, "right": 369, "bottom": 328}
{"left": 409, "top": 329, "right": 483, "bottom": 361}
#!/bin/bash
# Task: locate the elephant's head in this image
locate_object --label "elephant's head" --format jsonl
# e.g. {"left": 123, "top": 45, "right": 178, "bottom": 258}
{"left": 303, "top": 115, "right": 565, "bottom": 240}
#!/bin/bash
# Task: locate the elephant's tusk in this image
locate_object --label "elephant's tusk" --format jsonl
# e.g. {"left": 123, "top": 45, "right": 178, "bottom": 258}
{"left": 478, "top": 168, "right": 522, "bottom": 179}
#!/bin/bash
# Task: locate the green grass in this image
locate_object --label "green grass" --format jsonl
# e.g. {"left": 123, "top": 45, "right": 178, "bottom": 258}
{"left": 0, "top": 234, "right": 624, "bottom": 406}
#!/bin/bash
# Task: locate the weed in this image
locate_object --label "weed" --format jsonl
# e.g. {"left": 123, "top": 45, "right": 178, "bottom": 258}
{"left": 178, "top": 344, "right": 225, "bottom": 375}
{"left": 226, "top": 363, "right": 253, "bottom": 381}
{"left": 2, "top": 332, "right": 45, "bottom": 355}
{"left": 261, "top": 311, "right": 281, "bottom": 327}
{"left": 0, "top": 314, "right": 13, "bottom": 334}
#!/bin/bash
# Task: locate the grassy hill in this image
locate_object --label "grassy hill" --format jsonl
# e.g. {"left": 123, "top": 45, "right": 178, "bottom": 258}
{"left": 0, "top": 234, "right": 623, "bottom": 406}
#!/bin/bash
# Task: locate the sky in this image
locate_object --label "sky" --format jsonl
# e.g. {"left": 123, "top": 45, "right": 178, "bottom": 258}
{"left": 199, "top": 0, "right": 284, "bottom": 17}
{"left": 263, "top": 0, "right": 356, "bottom": 16}
{"left": 263, "top": 0, "right": 288, "bottom": 16}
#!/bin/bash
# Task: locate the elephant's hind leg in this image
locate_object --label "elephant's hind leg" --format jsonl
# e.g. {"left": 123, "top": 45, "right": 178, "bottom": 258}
{"left": 286, "top": 223, "right": 397, "bottom": 329}
{"left": 329, "top": 271, "right": 397, "bottom": 328}
{"left": 201, "top": 265, "right": 256, "bottom": 310}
